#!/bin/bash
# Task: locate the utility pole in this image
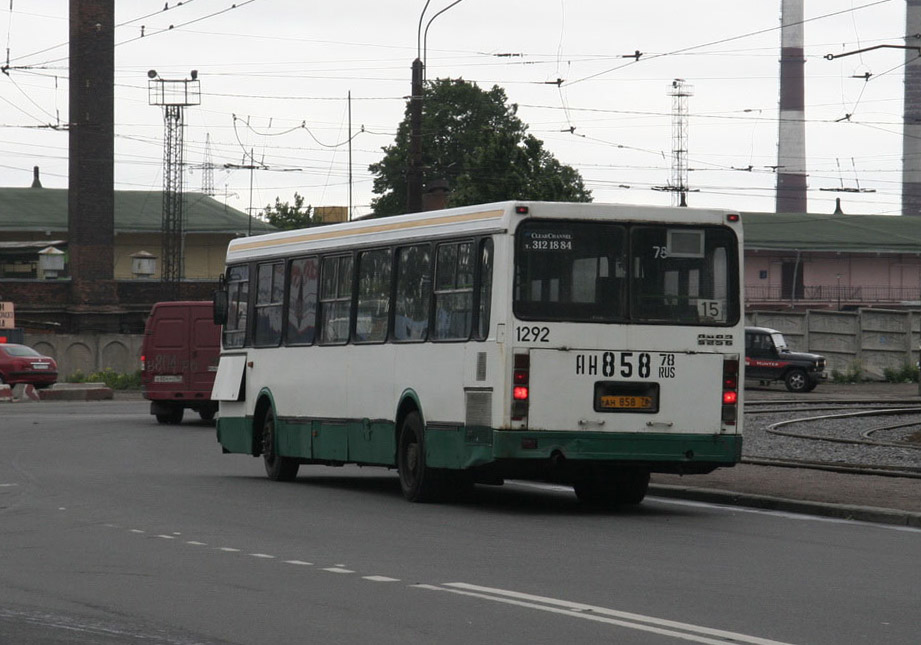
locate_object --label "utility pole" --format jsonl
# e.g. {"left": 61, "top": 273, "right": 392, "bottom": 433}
{"left": 148, "top": 69, "right": 201, "bottom": 298}
{"left": 670, "top": 79, "right": 691, "bottom": 207}
{"left": 407, "top": 57, "right": 424, "bottom": 214}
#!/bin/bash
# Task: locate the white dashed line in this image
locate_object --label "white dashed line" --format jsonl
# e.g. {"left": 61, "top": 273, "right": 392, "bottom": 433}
{"left": 129, "top": 529, "right": 145, "bottom": 534}
{"left": 322, "top": 567, "right": 354, "bottom": 574}
{"left": 186, "top": 541, "right": 207, "bottom": 546}
{"left": 218, "top": 547, "right": 241, "bottom": 552}
{"left": 363, "top": 576, "right": 400, "bottom": 582}
{"left": 250, "top": 553, "right": 276, "bottom": 559}
{"left": 284, "top": 560, "right": 314, "bottom": 566}
{"left": 156, "top": 535, "right": 176, "bottom": 540}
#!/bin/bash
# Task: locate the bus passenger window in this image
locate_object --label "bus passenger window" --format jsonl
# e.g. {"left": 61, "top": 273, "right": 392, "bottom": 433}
{"left": 254, "top": 261, "right": 284, "bottom": 346}
{"left": 476, "top": 239, "right": 493, "bottom": 340}
{"left": 433, "top": 241, "right": 473, "bottom": 340}
{"left": 355, "top": 249, "right": 391, "bottom": 343}
{"left": 286, "top": 257, "right": 318, "bottom": 345}
{"left": 394, "top": 245, "right": 431, "bottom": 341}
{"left": 319, "top": 255, "right": 353, "bottom": 344}
{"left": 223, "top": 264, "right": 249, "bottom": 348}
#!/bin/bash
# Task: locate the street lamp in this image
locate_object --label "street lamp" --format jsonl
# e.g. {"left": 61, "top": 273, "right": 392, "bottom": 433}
{"left": 407, "top": 1, "right": 465, "bottom": 214}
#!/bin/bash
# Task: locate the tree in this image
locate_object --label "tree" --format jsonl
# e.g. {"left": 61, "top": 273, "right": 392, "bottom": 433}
{"left": 262, "top": 192, "right": 323, "bottom": 230}
{"left": 369, "top": 79, "right": 591, "bottom": 216}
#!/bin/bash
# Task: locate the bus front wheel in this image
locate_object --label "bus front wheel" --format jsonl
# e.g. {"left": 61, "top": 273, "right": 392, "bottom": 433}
{"left": 397, "top": 412, "right": 442, "bottom": 502}
{"left": 261, "top": 409, "right": 299, "bottom": 482}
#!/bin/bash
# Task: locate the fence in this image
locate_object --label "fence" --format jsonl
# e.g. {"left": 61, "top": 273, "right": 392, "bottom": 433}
{"left": 22, "top": 308, "right": 921, "bottom": 382}
{"left": 746, "top": 309, "right": 921, "bottom": 380}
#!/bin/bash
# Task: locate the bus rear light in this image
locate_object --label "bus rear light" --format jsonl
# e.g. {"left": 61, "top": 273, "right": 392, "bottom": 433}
{"left": 721, "top": 357, "right": 739, "bottom": 426}
{"left": 512, "top": 352, "right": 530, "bottom": 421}
{"left": 726, "top": 213, "right": 740, "bottom": 223}
{"left": 515, "top": 205, "right": 529, "bottom": 215}
{"left": 140, "top": 354, "right": 146, "bottom": 371}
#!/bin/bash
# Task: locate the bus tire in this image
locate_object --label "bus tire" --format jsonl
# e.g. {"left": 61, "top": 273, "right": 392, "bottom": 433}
{"left": 574, "top": 468, "right": 649, "bottom": 507}
{"left": 397, "top": 411, "right": 441, "bottom": 503}
{"left": 262, "top": 409, "right": 299, "bottom": 482}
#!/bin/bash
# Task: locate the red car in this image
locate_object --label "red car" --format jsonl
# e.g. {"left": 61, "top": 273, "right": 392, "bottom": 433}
{"left": 0, "top": 343, "right": 58, "bottom": 388}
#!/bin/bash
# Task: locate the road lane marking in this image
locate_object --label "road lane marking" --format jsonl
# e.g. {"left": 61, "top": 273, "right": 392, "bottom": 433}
{"left": 363, "top": 576, "right": 400, "bottom": 582}
{"left": 156, "top": 534, "right": 176, "bottom": 540}
{"left": 186, "top": 541, "right": 207, "bottom": 546}
{"left": 284, "top": 560, "right": 313, "bottom": 566}
{"left": 417, "top": 583, "right": 796, "bottom": 645}
{"left": 249, "top": 553, "right": 276, "bottom": 559}
{"left": 218, "top": 547, "right": 241, "bottom": 552}
{"left": 322, "top": 567, "right": 354, "bottom": 574}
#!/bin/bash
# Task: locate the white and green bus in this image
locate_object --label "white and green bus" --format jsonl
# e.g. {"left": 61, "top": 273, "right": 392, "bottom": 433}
{"left": 211, "top": 201, "right": 744, "bottom": 504}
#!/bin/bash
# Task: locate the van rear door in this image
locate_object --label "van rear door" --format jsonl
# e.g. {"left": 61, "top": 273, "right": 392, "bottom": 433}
{"left": 190, "top": 306, "right": 220, "bottom": 391}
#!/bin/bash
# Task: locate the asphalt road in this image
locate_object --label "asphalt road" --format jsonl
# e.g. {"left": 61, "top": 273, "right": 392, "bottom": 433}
{"left": 1, "top": 400, "right": 919, "bottom": 645}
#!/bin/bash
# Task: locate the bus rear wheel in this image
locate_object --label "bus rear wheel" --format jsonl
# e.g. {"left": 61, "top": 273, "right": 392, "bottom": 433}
{"left": 574, "top": 468, "right": 650, "bottom": 507}
{"left": 397, "top": 412, "right": 442, "bottom": 502}
{"left": 262, "top": 409, "right": 299, "bottom": 482}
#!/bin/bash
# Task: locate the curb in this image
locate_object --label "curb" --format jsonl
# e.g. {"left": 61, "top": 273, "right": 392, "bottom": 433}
{"left": 650, "top": 484, "right": 921, "bottom": 529}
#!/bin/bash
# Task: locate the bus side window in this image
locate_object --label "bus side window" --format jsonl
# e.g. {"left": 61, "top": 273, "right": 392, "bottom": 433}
{"left": 286, "top": 256, "right": 318, "bottom": 345}
{"left": 223, "top": 264, "right": 249, "bottom": 348}
{"left": 433, "top": 241, "right": 474, "bottom": 341}
{"left": 393, "top": 244, "right": 431, "bottom": 341}
{"left": 254, "top": 261, "right": 285, "bottom": 347}
{"left": 475, "top": 238, "right": 493, "bottom": 340}
{"left": 319, "top": 255, "right": 353, "bottom": 345}
{"left": 355, "top": 248, "right": 392, "bottom": 343}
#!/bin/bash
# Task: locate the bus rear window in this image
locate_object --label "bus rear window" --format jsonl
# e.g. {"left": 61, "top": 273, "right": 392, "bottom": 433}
{"left": 514, "top": 221, "right": 627, "bottom": 322}
{"left": 514, "top": 220, "right": 739, "bottom": 326}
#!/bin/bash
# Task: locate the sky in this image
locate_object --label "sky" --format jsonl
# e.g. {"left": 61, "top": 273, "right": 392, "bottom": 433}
{"left": 0, "top": 0, "right": 911, "bottom": 219}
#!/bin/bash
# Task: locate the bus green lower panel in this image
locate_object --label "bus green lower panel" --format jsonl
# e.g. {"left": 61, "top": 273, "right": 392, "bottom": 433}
{"left": 216, "top": 416, "right": 253, "bottom": 454}
{"left": 273, "top": 418, "right": 395, "bottom": 465}
{"left": 491, "top": 430, "right": 742, "bottom": 463}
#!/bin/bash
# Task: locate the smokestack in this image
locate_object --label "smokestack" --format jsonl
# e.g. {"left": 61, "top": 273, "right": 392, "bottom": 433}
{"left": 776, "top": 0, "right": 808, "bottom": 213}
{"left": 903, "top": 0, "right": 921, "bottom": 215}
{"left": 31, "top": 166, "right": 42, "bottom": 188}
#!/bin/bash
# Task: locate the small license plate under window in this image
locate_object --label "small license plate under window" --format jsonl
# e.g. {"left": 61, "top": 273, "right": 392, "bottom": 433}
{"left": 594, "top": 382, "right": 660, "bottom": 413}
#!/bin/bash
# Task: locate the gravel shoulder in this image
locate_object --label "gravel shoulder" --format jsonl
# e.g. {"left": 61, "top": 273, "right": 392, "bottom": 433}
{"left": 652, "top": 381, "right": 921, "bottom": 518}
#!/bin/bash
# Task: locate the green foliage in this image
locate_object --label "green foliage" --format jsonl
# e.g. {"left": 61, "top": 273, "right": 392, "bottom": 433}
{"left": 831, "top": 361, "right": 863, "bottom": 384}
{"left": 262, "top": 192, "right": 324, "bottom": 230}
{"left": 882, "top": 362, "right": 919, "bottom": 383}
{"left": 369, "top": 78, "right": 591, "bottom": 216}
{"left": 66, "top": 368, "right": 141, "bottom": 390}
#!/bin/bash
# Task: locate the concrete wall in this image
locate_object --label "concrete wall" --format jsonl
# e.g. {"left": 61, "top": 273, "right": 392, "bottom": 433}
{"left": 746, "top": 309, "right": 921, "bottom": 380}
{"left": 25, "top": 332, "right": 143, "bottom": 379}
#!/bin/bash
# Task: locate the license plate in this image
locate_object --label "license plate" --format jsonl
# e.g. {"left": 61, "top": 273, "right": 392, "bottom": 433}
{"left": 154, "top": 375, "right": 183, "bottom": 383}
{"left": 593, "top": 381, "right": 660, "bottom": 413}
{"left": 599, "top": 395, "right": 654, "bottom": 410}
{"left": 32, "top": 364, "right": 49, "bottom": 370}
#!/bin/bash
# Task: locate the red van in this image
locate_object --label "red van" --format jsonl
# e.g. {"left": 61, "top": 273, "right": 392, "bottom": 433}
{"left": 141, "top": 301, "right": 220, "bottom": 424}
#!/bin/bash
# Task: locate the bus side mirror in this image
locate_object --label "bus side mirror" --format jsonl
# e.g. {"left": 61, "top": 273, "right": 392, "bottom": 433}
{"left": 213, "top": 290, "right": 228, "bottom": 325}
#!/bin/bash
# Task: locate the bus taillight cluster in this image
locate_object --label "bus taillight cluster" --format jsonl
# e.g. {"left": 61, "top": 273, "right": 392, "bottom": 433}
{"left": 721, "top": 357, "right": 739, "bottom": 425}
{"left": 512, "top": 353, "right": 529, "bottom": 421}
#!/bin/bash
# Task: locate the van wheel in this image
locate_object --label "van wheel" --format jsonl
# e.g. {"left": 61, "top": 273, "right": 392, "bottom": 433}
{"left": 199, "top": 405, "right": 217, "bottom": 421}
{"left": 156, "top": 406, "right": 184, "bottom": 425}
{"left": 397, "top": 412, "right": 442, "bottom": 502}
{"left": 262, "top": 409, "right": 299, "bottom": 481}
{"left": 784, "top": 368, "right": 809, "bottom": 393}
